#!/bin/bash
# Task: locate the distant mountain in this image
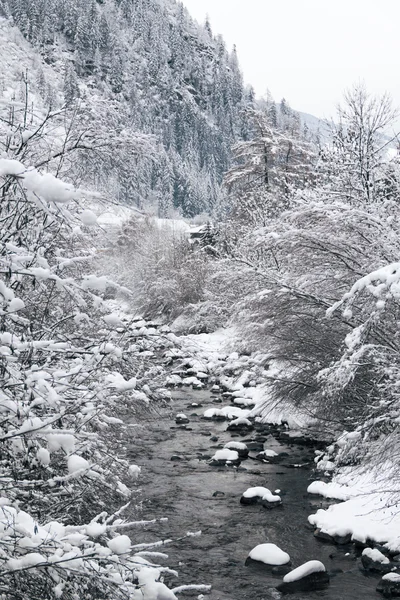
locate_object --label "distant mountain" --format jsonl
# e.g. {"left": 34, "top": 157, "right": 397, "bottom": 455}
{"left": 298, "top": 110, "right": 331, "bottom": 140}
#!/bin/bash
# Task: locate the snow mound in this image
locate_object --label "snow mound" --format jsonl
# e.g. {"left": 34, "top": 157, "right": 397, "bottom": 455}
{"left": 362, "top": 548, "right": 389, "bottom": 564}
{"left": 224, "top": 441, "right": 247, "bottom": 451}
{"left": 283, "top": 560, "right": 326, "bottom": 583}
{"left": 210, "top": 449, "right": 239, "bottom": 462}
{"left": 383, "top": 573, "right": 400, "bottom": 581}
{"left": 243, "top": 486, "right": 281, "bottom": 503}
{"left": 260, "top": 449, "right": 278, "bottom": 458}
{"left": 203, "top": 406, "right": 249, "bottom": 420}
{"left": 108, "top": 535, "right": 131, "bottom": 555}
{"left": 248, "top": 543, "right": 290, "bottom": 566}
{"left": 67, "top": 455, "right": 90, "bottom": 474}
{"left": 307, "top": 480, "right": 352, "bottom": 501}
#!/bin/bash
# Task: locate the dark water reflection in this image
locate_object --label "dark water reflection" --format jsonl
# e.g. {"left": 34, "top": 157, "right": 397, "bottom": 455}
{"left": 129, "top": 390, "right": 381, "bottom": 600}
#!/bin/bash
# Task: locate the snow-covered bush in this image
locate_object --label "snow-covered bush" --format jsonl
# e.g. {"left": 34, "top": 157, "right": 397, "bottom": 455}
{"left": 105, "top": 215, "right": 218, "bottom": 326}
{"left": 0, "top": 109, "right": 187, "bottom": 598}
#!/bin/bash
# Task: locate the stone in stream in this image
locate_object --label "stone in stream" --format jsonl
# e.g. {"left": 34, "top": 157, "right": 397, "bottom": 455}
{"left": 377, "top": 573, "right": 400, "bottom": 597}
{"left": 276, "top": 560, "right": 330, "bottom": 594}
{"left": 227, "top": 418, "right": 254, "bottom": 433}
{"left": 224, "top": 441, "right": 249, "bottom": 459}
{"left": 208, "top": 449, "right": 241, "bottom": 467}
{"left": 175, "top": 413, "right": 189, "bottom": 425}
{"left": 245, "top": 440, "right": 265, "bottom": 452}
{"left": 314, "top": 528, "right": 352, "bottom": 545}
{"left": 361, "top": 548, "right": 397, "bottom": 574}
{"left": 245, "top": 543, "right": 291, "bottom": 573}
{"left": 240, "top": 486, "right": 282, "bottom": 507}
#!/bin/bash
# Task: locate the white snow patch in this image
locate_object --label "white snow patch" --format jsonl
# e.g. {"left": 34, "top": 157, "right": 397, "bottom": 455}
{"left": 248, "top": 543, "right": 290, "bottom": 566}
{"left": 362, "top": 548, "right": 389, "bottom": 564}
{"left": 210, "top": 449, "right": 239, "bottom": 462}
{"left": 108, "top": 535, "right": 131, "bottom": 555}
{"left": 67, "top": 455, "right": 89, "bottom": 474}
{"left": 283, "top": 560, "right": 326, "bottom": 583}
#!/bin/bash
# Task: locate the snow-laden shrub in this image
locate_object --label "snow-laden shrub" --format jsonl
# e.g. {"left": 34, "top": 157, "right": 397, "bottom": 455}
{"left": 0, "top": 155, "right": 190, "bottom": 599}
{"left": 105, "top": 215, "right": 211, "bottom": 320}
{"left": 226, "top": 196, "right": 400, "bottom": 434}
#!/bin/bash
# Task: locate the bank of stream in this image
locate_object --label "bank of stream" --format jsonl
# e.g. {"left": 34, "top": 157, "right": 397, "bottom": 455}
{"left": 129, "top": 388, "right": 383, "bottom": 600}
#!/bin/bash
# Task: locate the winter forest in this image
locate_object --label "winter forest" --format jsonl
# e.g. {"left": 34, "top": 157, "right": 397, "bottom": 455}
{"left": 1, "top": 0, "right": 400, "bottom": 598}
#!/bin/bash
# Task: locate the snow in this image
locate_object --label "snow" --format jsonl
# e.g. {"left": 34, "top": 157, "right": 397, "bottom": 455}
{"left": 362, "top": 548, "right": 389, "bottom": 564}
{"left": 210, "top": 449, "right": 239, "bottom": 462}
{"left": 283, "top": 560, "right": 326, "bottom": 583}
{"left": 80, "top": 209, "right": 97, "bottom": 226}
{"left": 0, "top": 159, "right": 79, "bottom": 204}
{"left": 108, "top": 535, "right": 131, "bottom": 555}
{"left": 228, "top": 417, "right": 252, "bottom": 427}
{"left": 308, "top": 466, "right": 400, "bottom": 550}
{"left": 243, "top": 486, "right": 281, "bottom": 503}
{"left": 260, "top": 449, "right": 278, "bottom": 458}
{"left": 67, "top": 455, "right": 90, "bottom": 474}
{"left": 224, "top": 441, "right": 247, "bottom": 451}
{"left": 204, "top": 406, "right": 249, "bottom": 420}
{"left": 307, "top": 480, "right": 352, "bottom": 501}
{"left": 8, "top": 298, "right": 25, "bottom": 312}
{"left": 37, "top": 447, "right": 50, "bottom": 466}
{"left": 7, "top": 552, "right": 46, "bottom": 571}
{"left": 103, "top": 313, "right": 125, "bottom": 327}
{"left": 128, "top": 464, "right": 141, "bottom": 479}
{"left": 243, "top": 486, "right": 270, "bottom": 499}
{"left": 248, "top": 543, "right": 290, "bottom": 565}
{"left": 85, "top": 522, "right": 107, "bottom": 538}
{"left": 106, "top": 372, "right": 137, "bottom": 391}
{"left": 383, "top": 573, "right": 400, "bottom": 581}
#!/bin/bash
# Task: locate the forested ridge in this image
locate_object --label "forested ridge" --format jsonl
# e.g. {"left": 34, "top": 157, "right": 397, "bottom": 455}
{"left": 0, "top": 0, "right": 251, "bottom": 216}
{"left": 2, "top": 0, "right": 400, "bottom": 598}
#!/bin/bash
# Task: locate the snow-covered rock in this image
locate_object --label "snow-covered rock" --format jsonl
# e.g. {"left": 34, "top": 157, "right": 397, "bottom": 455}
{"left": 240, "top": 486, "right": 281, "bottom": 507}
{"left": 377, "top": 572, "right": 400, "bottom": 597}
{"left": 227, "top": 417, "right": 254, "bottom": 432}
{"left": 175, "top": 413, "right": 189, "bottom": 425}
{"left": 277, "top": 560, "right": 329, "bottom": 593}
{"left": 203, "top": 406, "right": 249, "bottom": 421}
{"left": 209, "top": 449, "right": 240, "bottom": 466}
{"left": 224, "top": 441, "right": 249, "bottom": 459}
{"left": 361, "top": 547, "right": 395, "bottom": 574}
{"left": 247, "top": 543, "right": 290, "bottom": 566}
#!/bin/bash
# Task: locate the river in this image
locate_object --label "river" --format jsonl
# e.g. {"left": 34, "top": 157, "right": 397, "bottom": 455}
{"left": 129, "top": 388, "right": 383, "bottom": 599}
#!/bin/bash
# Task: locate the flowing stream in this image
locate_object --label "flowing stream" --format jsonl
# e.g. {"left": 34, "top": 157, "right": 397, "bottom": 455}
{"left": 129, "top": 389, "right": 383, "bottom": 600}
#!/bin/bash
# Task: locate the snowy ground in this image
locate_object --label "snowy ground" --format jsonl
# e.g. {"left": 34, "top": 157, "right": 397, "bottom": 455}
{"left": 308, "top": 464, "right": 400, "bottom": 552}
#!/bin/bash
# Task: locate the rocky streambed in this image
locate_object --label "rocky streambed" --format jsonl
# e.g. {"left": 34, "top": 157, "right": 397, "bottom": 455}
{"left": 128, "top": 388, "right": 388, "bottom": 599}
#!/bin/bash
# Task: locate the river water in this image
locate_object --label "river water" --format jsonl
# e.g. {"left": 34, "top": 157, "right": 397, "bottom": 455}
{"left": 129, "top": 389, "right": 383, "bottom": 600}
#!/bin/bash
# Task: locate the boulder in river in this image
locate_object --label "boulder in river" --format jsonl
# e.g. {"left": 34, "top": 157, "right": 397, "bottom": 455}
{"left": 240, "top": 486, "right": 282, "bottom": 507}
{"left": 209, "top": 449, "right": 241, "bottom": 467}
{"left": 245, "top": 543, "right": 290, "bottom": 571}
{"left": 227, "top": 417, "right": 254, "bottom": 432}
{"left": 175, "top": 413, "right": 189, "bottom": 425}
{"left": 314, "top": 528, "right": 352, "bottom": 545}
{"left": 276, "top": 560, "right": 329, "bottom": 594}
{"left": 224, "top": 441, "right": 249, "bottom": 459}
{"left": 362, "top": 548, "right": 395, "bottom": 574}
{"left": 377, "top": 572, "right": 400, "bottom": 597}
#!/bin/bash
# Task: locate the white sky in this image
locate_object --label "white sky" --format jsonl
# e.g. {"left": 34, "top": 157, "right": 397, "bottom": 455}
{"left": 180, "top": 0, "right": 400, "bottom": 121}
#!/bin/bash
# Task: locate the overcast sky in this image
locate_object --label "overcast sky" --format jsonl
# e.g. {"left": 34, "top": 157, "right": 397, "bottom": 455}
{"left": 181, "top": 0, "right": 400, "bottom": 121}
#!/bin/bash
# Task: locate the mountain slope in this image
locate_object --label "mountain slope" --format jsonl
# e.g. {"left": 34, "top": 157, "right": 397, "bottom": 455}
{"left": 0, "top": 0, "right": 250, "bottom": 216}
